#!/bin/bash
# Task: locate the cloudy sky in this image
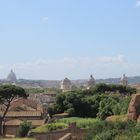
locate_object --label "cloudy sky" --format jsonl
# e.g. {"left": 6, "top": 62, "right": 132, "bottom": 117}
{"left": 0, "top": 0, "right": 140, "bottom": 80}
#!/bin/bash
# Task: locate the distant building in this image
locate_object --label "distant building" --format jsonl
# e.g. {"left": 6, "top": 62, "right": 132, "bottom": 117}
{"left": 29, "top": 93, "right": 57, "bottom": 104}
{"left": 120, "top": 74, "right": 128, "bottom": 86}
{"left": 7, "top": 69, "right": 17, "bottom": 83}
{"left": 60, "top": 78, "right": 72, "bottom": 92}
{"left": 87, "top": 75, "right": 96, "bottom": 89}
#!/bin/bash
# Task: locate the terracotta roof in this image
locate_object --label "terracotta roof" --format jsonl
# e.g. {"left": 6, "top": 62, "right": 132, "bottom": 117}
{"left": 0, "top": 98, "right": 41, "bottom": 112}
{"left": 0, "top": 111, "right": 42, "bottom": 117}
{"left": 5, "top": 119, "right": 45, "bottom": 126}
{"left": 10, "top": 98, "right": 38, "bottom": 110}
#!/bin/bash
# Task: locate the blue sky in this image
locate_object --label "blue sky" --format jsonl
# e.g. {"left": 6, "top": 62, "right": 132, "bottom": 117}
{"left": 0, "top": 0, "right": 140, "bottom": 80}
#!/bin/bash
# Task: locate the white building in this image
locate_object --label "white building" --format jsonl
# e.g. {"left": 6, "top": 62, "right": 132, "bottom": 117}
{"left": 60, "top": 78, "right": 72, "bottom": 92}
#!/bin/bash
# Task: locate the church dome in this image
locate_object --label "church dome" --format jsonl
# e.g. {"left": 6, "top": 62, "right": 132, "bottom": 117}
{"left": 7, "top": 69, "right": 17, "bottom": 82}
{"left": 61, "top": 78, "right": 71, "bottom": 85}
{"left": 60, "top": 77, "right": 72, "bottom": 92}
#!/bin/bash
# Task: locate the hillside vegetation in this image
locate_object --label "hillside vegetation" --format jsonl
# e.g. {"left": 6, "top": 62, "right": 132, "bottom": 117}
{"left": 48, "top": 84, "right": 136, "bottom": 119}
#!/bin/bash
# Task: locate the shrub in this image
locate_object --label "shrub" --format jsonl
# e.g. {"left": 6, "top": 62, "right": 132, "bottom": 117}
{"left": 133, "top": 133, "right": 140, "bottom": 140}
{"left": 85, "top": 121, "right": 138, "bottom": 140}
{"left": 18, "top": 121, "right": 32, "bottom": 137}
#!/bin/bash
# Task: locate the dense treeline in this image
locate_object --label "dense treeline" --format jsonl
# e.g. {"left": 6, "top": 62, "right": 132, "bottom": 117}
{"left": 48, "top": 84, "right": 136, "bottom": 119}
{"left": 82, "top": 83, "right": 136, "bottom": 95}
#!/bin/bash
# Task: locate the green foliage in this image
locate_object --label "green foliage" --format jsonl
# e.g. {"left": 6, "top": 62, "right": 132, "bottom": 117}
{"left": 97, "top": 98, "right": 115, "bottom": 120}
{"left": 133, "top": 133, "right": 140, "bottom": 140}
{"left": 57, "top": 117, "right": 100, "bottom": 128}
{"left": 0, "top": 85, "right": 27, "bottom": 104}
{"left": 18, "top": 121, "right": 32, "bottom": 137}
{"left": 32, "top": 122, "right": 68, "bottom": 133}
{"left": 92, "top": 83, "right": 136, "bottom": 95}
{"left": 84, "top": 120, "right": 139, "bottom": 140}
{"left": 48, "top": 84, "right": 136, "bottom": 119}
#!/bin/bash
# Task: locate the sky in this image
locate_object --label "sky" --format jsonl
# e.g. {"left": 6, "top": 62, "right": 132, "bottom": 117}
{"left": 0, "top": 0, "right": 140, "bottom": 80}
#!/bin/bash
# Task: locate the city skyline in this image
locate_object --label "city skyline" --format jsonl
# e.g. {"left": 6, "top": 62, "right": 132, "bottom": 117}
{"left": 0, "top": 0, "right": 140, "bottom": 79}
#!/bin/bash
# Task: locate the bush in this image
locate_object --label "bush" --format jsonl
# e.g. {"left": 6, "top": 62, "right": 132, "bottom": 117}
{"left": 84, "top": 120, "right": 138, "bottom": 140}
{"left": 133, "top": 133, "right": 140, "bottom": 140}
{"left": 18, "top": 121, "right": 32, "bottom": 137}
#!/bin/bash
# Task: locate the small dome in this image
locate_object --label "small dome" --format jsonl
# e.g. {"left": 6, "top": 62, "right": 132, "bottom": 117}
{"left": 60, "top": 77, "right": 72, "bottom": 92}
{"left": 61, "top": 78, "right": 71, "bottom": 85}
{"left": 7, "top": 69, "right": 17, "bottom": 82}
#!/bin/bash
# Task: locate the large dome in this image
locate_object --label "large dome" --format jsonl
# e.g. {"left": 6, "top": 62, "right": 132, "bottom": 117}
{"left": 7, "top": 69, "right": 17, "bottom": 82}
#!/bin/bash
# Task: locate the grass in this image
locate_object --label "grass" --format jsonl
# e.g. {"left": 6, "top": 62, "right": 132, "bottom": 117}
{"left": 106, "top": 115, "right": 128, "bottom": 122}
{"left": 32, "top": 122, "right": 68, "bottom": 133}
{"left": 32, "top": 117, "right": 99, "bottom": 133}
{"left": 56, "top": 117, "right": 100, "bottom": 129}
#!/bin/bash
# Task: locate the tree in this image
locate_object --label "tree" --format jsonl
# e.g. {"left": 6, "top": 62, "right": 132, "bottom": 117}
{"left": 0, "top": 85, "right": 28, "bottom": 135}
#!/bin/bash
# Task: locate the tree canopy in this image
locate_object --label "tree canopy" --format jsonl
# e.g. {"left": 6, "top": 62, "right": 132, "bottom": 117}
{"left": 0, "top": 85, "right": 27, "bottom": 105}
{"left": 48, "top": 84, "right": 136, "bottom": 119}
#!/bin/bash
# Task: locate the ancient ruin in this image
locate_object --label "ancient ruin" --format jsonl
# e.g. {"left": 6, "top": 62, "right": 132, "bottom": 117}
{"left": 128, "top": 94, "right": 140, "bottom": 121}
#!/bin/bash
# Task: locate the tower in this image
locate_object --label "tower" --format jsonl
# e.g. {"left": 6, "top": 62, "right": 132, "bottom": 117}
{"left": 120, "top": 74, "right": 128, "bottom": 86}
{"left": 87, "top": 75, "right": 96, "bottom": 89}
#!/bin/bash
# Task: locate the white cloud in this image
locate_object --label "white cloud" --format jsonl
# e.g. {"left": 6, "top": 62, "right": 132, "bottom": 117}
{"left": 96, "top": 55, "right": 125, "bottom": 63}
{"left": 136, "top": 0, "right": 140, "bottom": 7}
{"left": 0, "top": 55, "right": 140, "bottom": 80}
{"left": 42, "top": 16, "right": 49, "bottom": 22}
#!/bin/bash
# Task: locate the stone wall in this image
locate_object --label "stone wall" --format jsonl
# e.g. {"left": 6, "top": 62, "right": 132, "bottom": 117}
{"left": 128, "top": 94, "right": 140, "bottom": 120}
{"left": 3, "top": 125, "right": 19, "bottom": 136}
{"left": 59, "top": 133, "right": 72, "bottom": 140}
{"left": 32, "top": 123, "right": 88, "bottom": 140}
